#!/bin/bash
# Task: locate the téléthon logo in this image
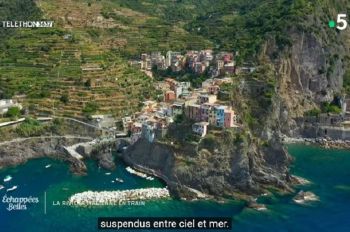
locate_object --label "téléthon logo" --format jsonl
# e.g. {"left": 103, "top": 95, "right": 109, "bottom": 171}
{"left": 1, "top": 21, "right": 54, "bottom": 28}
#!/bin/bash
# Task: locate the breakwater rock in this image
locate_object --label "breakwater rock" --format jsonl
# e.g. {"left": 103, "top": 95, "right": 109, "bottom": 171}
{"left": 68, "top": 188, "right": 170, "bottom": 206}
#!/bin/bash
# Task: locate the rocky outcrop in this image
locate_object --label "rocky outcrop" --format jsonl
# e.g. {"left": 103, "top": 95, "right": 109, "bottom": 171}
{"left": 0, "top": 137, "right": 90, "bottom": 174}
{"left": 124, "top": 132, "right": 292, "bottom": 200}
{"left": 262, "top": 28, "right": 348, "bottom": 138}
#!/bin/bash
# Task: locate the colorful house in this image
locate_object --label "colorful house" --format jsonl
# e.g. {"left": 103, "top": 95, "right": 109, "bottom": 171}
{"left": 208, "top": 85, "right": 220, "bottom": 95}
{"left": 192, "top": 122, "right": 209, "bottom": 137}
{"left": 200, "top": 103, "right": 213, "bottom": 122}
{"left": 171, "top": 102, "right": 184, "bottom": 116}
{"left": 164, "top": 90, "right": 176, "bottom": 102}
{"left": 198, "top": 94, "right": 217, "bottom": 104}
{"left": 224, "top": 109, "right": 237, "bottom": 128}
{"left": 186, "top": 103, "right": 201, "bottom": 121}
{"left": 214, "top": 105, "right": 226, "bottom": 127}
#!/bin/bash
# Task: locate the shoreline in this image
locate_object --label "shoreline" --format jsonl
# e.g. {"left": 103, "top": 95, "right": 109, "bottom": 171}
{"left": 282, "top": 137, "right": 350, "bottom": 149}
{"left": 0, "top": 136, "right": 91, "bottom": 172}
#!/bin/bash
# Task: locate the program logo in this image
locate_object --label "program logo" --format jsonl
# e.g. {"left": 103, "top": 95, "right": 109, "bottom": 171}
{"left": 1, "top": 21, "right": 54, "bottom": 28}
{"left": 2, "top": 195, "right": 40, "bottom": 211}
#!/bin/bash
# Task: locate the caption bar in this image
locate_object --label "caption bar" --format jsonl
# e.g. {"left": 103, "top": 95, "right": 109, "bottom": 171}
{"left": 98, "top": 217, "right": 232, "bottom": 230}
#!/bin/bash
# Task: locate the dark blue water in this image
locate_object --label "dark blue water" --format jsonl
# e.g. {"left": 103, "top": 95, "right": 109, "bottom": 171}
{"left": 0, "top": 144, "right": 349, "bottom": 231}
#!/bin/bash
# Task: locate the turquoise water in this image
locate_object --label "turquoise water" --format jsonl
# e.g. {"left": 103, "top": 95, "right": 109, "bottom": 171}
{"left": 0, "top": 144, "right": 350, "bottom": 231}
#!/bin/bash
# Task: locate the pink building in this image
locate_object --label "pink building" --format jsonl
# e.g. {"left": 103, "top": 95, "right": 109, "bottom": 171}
{"left": 224, "top": 109, "right": 237, "bottom": 128}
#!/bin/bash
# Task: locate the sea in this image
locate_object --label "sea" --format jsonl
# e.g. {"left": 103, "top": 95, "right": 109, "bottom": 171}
{"left": 0, "top": 144, "right": 350, "bottom": 232}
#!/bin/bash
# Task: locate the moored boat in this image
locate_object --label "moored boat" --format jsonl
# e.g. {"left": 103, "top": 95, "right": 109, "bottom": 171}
{"left": 3, "top": 175, "right": 12, "bottom": 182}
{"left": 6, "top": 186, "right": 18, "bottom": 192}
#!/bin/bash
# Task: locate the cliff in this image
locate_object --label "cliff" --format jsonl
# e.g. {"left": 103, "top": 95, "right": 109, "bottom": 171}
{"left": 0, "top": 136, "right": 90, "bottom": 174}
{"left": 260, "top": 1, "right": 350, "bottom": 138}
{"left": 124, "top": 129, "right": 292, "bottom": 200}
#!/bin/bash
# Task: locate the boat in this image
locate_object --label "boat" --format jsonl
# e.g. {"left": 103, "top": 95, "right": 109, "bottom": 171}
{"left": 6, "top": 186, "right": 18, "bottom": 192}
{"left": 105, "top": 172, "right": 111, "bottom": 175}
{"left": 0, "top": 185, "right": 4, "bottom": 190}
{"left": 45, "top": 164, "right": 52, "bottom": 168}
{"left": 115, "top": 178, "right": 124, "bottom": 183}
{"left": 3, "top": 175, "right": 12, "bottom": 182}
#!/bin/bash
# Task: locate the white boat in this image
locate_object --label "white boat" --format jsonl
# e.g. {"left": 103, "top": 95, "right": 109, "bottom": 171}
{"left": 115, "top": 178, "right": 124, "bottom": 183}
{"left": 45, "top": 164, "right": 52, "bottom": 168}
{"left": 105, "top": 172, "right": 111, "bottom": 175}
{"left": 0, "top": 185, "right": 4, "bottom": 190}
{"left": 3, "top": 175, "right": 12, "bottom": 182}
{"left": 6, "top": 186, "right": 17, "bottom": 192}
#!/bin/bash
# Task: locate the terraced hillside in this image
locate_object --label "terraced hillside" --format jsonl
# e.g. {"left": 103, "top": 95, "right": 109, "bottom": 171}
{"left": 0, "top": 0, "right": 211, "bottom": 119}
{"left": 37, "top": 0, "right": 212, "bottom": 56}
{"left": 0, "top": 26, "right": 153, "bottom": 118}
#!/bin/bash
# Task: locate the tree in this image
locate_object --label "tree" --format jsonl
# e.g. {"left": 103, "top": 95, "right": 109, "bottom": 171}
{"left": 60, "top": 94, "right": 69, "bottom": 104}
{"left": 6, "top": 106, "right": 21, "bottom": 119}
{"left": 82, "top": 102, "right": 99, "bottom": 118}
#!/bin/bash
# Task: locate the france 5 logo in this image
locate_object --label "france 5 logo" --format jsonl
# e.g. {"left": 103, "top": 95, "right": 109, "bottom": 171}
{"left": 329, "top": 14, "right": 348, "bottom": 30}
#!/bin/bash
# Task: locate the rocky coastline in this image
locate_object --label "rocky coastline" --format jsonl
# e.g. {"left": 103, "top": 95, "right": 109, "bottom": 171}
{"left": 123, "top": 136, "right": 293, "bottom": 201}
{"left": 282, "top": 137, "right": 350, "bottom": 149}
{"left": 0, "top": 131, "right": 345, "bottom": 207}
{"left": 0, "top": 136, "right": 92, "bottom": 173}
{"left": 0, "top": 135, "right": 120, "bottom": 176}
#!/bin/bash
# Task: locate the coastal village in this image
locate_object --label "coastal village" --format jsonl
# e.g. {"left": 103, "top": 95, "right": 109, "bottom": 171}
{"left": 124, "top": 50, "right": 241, "bottom": 144}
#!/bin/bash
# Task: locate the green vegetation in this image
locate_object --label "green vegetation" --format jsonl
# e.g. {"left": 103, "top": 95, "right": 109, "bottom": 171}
{"left": 174, "top": 114, "right": 184, "bottom": 124}
{"left": 186, "top": 0, "right": 313, "bottom": 62}
{"left": 321, "top": 102, "right": 342, "bottom": 114}
{"left": 82, "top": 102, "right": 99, "bottom": 118}
{"left": 305, "top": 101, "right": 342, "bottom": 117}
{"left": 199, "top": 134, "right": 217, "bottom": 152}
{"left": 0, "top": 0, "right": 158, "bottom": 119}
{"left": 5, "top": 106, "right": 22, "bottom": 119}
{"left": 16, "top": 117, "right": 45, "bottom": 137}
{"left": 304, "top": 108, "right": 322, "bottom": 117}
{"left": 0, "top": 0, "right": 347, "bottom": 125}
